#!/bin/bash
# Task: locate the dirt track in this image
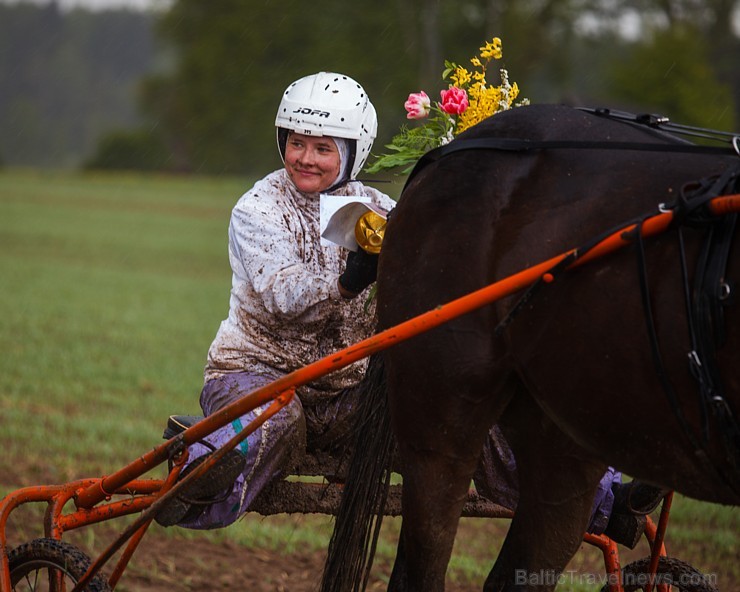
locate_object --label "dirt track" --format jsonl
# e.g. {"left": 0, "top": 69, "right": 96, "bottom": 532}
{"left": 91, "top": 530, "right": 480, "bottom": 592}
{"left": 120, "top": 534, "right": 343, "bottom": 591}
{"left": 89, "top": 524, "right": 733, "bottom": 592}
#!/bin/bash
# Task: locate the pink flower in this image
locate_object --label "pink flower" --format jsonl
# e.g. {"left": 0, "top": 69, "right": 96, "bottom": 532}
{"left": 440, "top": 86, "right": 469, "bottom": 115}
{"left": 404, "top": 91, "right": 431, "bottom": 119}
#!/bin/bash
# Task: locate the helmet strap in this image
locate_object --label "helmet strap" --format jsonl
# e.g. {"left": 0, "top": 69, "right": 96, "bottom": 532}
{"left": 276, "top": 127, "right": 290, "bottom": 162}
{"left": 325, "top": 139, "right": 357, "bottom": 192}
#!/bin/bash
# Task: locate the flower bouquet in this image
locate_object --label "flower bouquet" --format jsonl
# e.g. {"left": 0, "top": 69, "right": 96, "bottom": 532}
{"left": 366, "top": 37, "right": 528, "bottom": 174}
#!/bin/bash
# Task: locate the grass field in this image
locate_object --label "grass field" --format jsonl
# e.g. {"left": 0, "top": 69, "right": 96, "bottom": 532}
{"left": 0, "top": 169, "right": 736, "bottom": 590}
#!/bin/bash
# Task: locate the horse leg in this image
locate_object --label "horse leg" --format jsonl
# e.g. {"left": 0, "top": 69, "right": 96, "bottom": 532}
{"left": 386, "top": 353, "right": 515, "bottom": 592}
{"left": 388, "top": 445, "right": 481, "bottom": 591}
{"left": 389, "top": 445, "right": 482, "bottom": 592}
{"left": 388, "top": 527, "right": 409, "bottom": 589}
{"left": 484, "top": 386, "right": 606, "bottom": 592}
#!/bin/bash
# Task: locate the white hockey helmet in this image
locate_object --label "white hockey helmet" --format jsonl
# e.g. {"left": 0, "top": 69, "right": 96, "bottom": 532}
{"left": 275, "top": 72, "right": 378, "bottom": 181}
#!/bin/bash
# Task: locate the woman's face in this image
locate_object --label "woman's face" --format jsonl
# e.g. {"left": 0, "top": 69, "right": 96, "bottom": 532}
{"left": 284, "top": 133, "right": 341, "bottom": 194}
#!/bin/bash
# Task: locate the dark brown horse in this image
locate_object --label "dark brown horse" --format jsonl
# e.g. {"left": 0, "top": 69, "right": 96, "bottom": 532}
{"left": 321, "top": 104, "right": 740, "bottom": 591}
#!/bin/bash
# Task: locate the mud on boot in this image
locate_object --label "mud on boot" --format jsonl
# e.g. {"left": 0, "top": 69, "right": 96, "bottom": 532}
{"left": 155, "top": 449, "right": 246, "bottom": 527}
{"left": 604, "top": 480, "right": 669, "bottom": 548}
{"left": 612, "top": 480, "right": 669, "bottom": 515}
{"left": 603, "top": 511, "right": 647, "bottom": 549}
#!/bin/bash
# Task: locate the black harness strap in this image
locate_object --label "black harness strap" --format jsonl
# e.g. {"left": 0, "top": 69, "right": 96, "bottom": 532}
{"left": 635, "top": 166, "right": 740, "bottom": 492}
{"left": 683, "top": 170, "right": 740, "bottom": 469}
{"left": 405, "top": 138, "right": 738, "bottom": 189}
{"left": 633, "top": 221, "right": 707, "bottom": 455}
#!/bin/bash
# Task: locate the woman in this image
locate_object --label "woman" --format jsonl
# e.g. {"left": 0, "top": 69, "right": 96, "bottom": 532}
{"left": 156, "top": 72, "right": 396, "bottom": 529}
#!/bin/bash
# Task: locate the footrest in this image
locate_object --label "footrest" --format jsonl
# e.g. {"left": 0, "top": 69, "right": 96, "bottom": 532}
{"left": 163, "top": 414, "right": 204, "bottom": 439}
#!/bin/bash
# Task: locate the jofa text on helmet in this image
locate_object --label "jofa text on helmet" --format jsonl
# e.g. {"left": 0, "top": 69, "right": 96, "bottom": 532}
{"left": 293, "top": 108, "right": 330, "bottom": 118}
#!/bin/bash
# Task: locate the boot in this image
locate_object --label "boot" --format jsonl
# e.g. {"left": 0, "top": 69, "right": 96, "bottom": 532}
{"left": 603, "top": 481, "right": 668, "bottom": 548}
{"left": 603, "top": 512, "right": 647, "bottom": 549}
{"left": 612, "top": 480, "right": 669, "bottom": 515}
{"left": 155, "top": 449, "right": 246, "bottom": 527}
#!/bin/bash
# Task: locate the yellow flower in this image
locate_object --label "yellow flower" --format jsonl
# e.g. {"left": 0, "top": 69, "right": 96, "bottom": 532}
{"left": 510, "top": 82, "right": 520, "bottom": 102}
{"left": 479, "top": 37, "right": 503, "bottom": 60}
{"left": 454, "top": 74, "right": 513, "bottom": 135}
{"left": 451, "top": 66, "right": 472, "bottom": 87}
{"left": 470, "top": 56, "right": 482, "bottom": 68}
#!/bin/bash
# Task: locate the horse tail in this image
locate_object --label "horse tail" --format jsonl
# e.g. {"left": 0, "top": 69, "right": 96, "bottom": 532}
{"left": 319, "top": 353, "right": 395, "bottom": 592}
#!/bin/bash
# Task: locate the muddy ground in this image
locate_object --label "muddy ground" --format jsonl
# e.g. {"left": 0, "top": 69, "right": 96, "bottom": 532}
{"left": 78, "top": 526, "right": 520, "bottom": 591}
{"left": 2, "top": 477, "right": 733, "bottom": 591}
{"left": 7, "top": 513, "right": 732, "bottom": 592}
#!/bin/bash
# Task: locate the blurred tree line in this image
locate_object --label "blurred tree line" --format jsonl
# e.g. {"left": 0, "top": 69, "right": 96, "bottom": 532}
{"left": 0, "top": 1, "right": 164, "bottom": 168}
{"left": 1, "top": 0, "right": 737, "bottom": 174}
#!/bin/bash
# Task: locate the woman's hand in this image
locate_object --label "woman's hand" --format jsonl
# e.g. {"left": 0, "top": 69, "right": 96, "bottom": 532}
{"left": 338, "top": 249, "right": 379, "bottom": 298}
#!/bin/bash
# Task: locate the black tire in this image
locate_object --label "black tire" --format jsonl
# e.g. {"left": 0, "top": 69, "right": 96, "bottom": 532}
{"left": 601, "top": 556, "right": 718, "bottom": 592}
{"left": 8, "top": 538, "right": 112, "bottom": 591}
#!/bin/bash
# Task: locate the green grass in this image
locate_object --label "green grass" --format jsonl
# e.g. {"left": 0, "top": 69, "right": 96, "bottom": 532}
{"left": 0, "top": 170, "right": 243, "bottom": 481}
{"left": 0, "top": 169, "right": 736, "bottom": 590}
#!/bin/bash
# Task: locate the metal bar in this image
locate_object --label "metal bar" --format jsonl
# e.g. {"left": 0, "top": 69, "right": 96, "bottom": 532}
{"left": 0, "top": 479, "right": 165, "bottom": 591}
{"left": 107, "top": 517, "right": 153, "bottom": 589}
{"left": 645, "top": 492, "right": 674, "bottom": 592}
{"left": 643, "top": 514, "right": 668, "bottom": 557}
{"left": 58, "top": 495, "right": 160, "bottom": 531}
{"left": 708, "top": 193, "right": 740, "bottom": 216}
{"left": 583, "top": 533, "right": 622, "bottom": 592}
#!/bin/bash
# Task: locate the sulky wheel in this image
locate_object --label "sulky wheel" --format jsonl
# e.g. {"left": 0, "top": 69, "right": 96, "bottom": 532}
{"left": 602, "top": 556, "right": 718, "bottom": 592}
{"left": 8, "top": 538, "right": 112, "bottom": 591}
